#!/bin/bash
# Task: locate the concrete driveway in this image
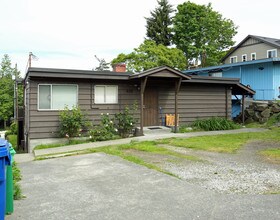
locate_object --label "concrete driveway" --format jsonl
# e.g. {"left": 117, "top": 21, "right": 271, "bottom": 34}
{"left": 7, "top": 153, "right": 280, "bottom": 220}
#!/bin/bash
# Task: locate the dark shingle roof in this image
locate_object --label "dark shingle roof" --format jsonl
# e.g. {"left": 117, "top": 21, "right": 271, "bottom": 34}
{"left": 252, "top": 35, "right": 280, "bottom": 47}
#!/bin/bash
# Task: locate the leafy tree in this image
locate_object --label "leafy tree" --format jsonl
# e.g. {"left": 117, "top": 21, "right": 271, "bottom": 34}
{"left": 173, "top": 1, "right": 237, "bottom": 67}
{"left": 111, "top": 40, "right": 186, "bottom": 72}
{"left": 0, "top": 55, "right": 21, "bottom": 128}
{"left": 94, "top": 55, "right": 110, "bottom": 71}
{"left": 145, "top": 0, "right": 174, "bottom": 46}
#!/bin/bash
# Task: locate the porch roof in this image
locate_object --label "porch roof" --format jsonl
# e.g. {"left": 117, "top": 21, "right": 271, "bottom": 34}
{"left": 129, "top": 66, "right": 191, "bottom": 80}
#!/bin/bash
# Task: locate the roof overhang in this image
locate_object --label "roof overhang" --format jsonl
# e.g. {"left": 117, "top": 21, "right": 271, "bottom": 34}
{"left": 25, "top": 67, "right": 132, "bottom": 81}
{"left": 183, "top": 75, "right": 255, "bottom": 96}
{"left": 183, "top": 58, "right": 280, "bottom": 75}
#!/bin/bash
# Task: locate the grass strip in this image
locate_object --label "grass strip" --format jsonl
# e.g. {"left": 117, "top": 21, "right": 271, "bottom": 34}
{"left": 259, "top": 148, "right": 280, "bottom": 163}
{"left": 157, "top": 128, "right": 280, "bottom": 153}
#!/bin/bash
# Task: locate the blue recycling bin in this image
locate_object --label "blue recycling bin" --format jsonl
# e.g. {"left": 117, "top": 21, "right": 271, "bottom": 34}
{"left": 0, "top": 139, "right": 11, "bottom": 220}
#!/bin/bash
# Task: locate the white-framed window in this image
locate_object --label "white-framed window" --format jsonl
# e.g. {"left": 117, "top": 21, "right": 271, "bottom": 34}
{"left": 94, "top": 85, "right": 118, "bottom": 104}
{"left": 251, "top": 53, "right": 256, "bottom": 61}
{"left": 242, "top": 54, "right": 247, "bottom": 62}
{"left": 38, "top": 84, "right": 78, "bottom": 110}
{"left": 267, "top": 49, "right": 277, "bottom": 58}
{"left": 230, "top": 56, "right": 237, "bottom": 63}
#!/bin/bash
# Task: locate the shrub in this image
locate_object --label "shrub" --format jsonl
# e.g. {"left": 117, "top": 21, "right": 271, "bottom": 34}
{"left": 59, "top": 106, "right": 91, "bottom": 138}
{"left": 90, "top": 113, "right": 119, "bottom": 141}
{"left": 12, "top": 162, "right": 22, "bottom": 200}
{"left": 10, "top": 122, "right": 18, "bottom": 135}
{"left": 115, "top": 106, "right": 137, "bottom": 138}
{"left": 191, "top": 117, "right": 240, "bottom": 131}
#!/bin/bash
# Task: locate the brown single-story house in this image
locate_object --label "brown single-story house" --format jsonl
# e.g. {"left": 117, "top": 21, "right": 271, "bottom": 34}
{"left": 22, "top": 65, "right": 255, "bottom": 152}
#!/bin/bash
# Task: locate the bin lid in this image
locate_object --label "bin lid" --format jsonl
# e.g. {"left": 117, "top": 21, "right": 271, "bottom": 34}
{"left": 0, "top": 138, "right": 8, "bottom": 148}
{"left": 0, "top": 138, "right": 11, "bottom": 165}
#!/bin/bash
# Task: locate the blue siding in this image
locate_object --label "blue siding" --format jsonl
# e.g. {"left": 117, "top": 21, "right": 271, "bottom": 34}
{"left": 222, "top": 62, "right": 275, "bottom": 100}
{"left": 232, "top": 100, "right": 241, "bottom": 118}
{"left": 185, "top": 59, "right": 280, "bottom": 102}
{"left": 273, "top": 64, "right": 280, "bottom": 100}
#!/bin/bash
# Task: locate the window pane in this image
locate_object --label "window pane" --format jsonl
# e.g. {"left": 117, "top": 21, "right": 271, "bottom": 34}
{"left": 95, "top": 86, "right": 105, "bottom": 103}
{"left": 268, "top": 50, "right": 276, "bottom": 58}
{"left": 52, "top": 85, "right": 77, "bottom": 109}
{"left": 106, "top": 86, "right": 118, "bottom": 103}
{"left": 39, "top": 85, "right": 51, "bottom": 109}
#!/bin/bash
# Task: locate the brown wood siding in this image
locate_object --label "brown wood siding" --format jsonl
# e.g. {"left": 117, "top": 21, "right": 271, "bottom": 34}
{"left": 28, "top": 77, "right": 232, "bottom": 139}
{"left": 28, "top": 79, "right": 140, "bottom": 139}
{"left": 158, "top": 84, "right": 231, "bottom": 125}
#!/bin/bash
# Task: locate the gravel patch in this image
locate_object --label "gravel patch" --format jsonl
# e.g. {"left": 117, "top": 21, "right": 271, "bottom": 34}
{"left": 161, "top": 142, "right": 280, "bottom": 195}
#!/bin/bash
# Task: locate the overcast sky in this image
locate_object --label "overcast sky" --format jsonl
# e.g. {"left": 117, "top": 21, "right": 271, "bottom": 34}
{"left": 1, "top": 0, "right": 280, "bottom": 76}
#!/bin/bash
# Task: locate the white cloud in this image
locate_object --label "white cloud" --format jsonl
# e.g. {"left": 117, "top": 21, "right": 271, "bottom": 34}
{"left": 1, "top": 0, "right": 280, "bottom": 75}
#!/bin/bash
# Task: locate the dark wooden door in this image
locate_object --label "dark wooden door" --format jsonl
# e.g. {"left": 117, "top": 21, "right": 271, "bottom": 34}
{"left": 144, "top": 88, "right": 158, "bottom": 126}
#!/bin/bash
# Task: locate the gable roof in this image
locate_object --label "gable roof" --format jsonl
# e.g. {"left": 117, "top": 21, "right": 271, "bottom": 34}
{"left": 221, "top": 35, "right": 280, "bottom": 62}
{"left": 129, "top": 66, "right": 191, "bottom": 80}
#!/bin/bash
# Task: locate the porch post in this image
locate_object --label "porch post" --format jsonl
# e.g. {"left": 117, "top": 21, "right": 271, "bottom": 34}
{"left": 225, "top": 87, "right": 228, "bottom": 119}
{"left": 140, "top": 77, "right": 148, "bottom": 136}
{"left": 174, "top": 78, "right": 182, "bottom": 133}
{"left": 242, "top": 93, "right": 245, "bottom": 124}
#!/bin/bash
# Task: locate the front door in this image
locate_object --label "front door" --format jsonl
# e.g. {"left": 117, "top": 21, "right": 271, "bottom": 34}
{"left": 144, "top": 88, "right": 158, "bottom": 126}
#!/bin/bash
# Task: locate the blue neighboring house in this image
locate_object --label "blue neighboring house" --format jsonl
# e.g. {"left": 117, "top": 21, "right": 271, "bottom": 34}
{"left": 183, "top": 35, "right": 280, "bottom": 117}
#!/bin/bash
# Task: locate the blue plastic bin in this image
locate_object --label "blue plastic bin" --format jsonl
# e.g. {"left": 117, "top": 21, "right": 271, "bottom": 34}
{"left": 0, "top": 139, "right": 11, "bottom": 220}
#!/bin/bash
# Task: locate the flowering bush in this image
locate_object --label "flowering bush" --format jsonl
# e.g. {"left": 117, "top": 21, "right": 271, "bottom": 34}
{"left": 59, "top": 106, "right": 91, "bottom": 138}
{"left": 115, "top": 106, "right": 137, "bottom": 138}
{"left": 90, "top": 113, "right": 119, "bottom": 141}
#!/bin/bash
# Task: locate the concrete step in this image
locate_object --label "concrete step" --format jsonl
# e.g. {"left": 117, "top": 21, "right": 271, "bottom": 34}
{"left": 143, "top": 126, "right": 173, "bottom": 135}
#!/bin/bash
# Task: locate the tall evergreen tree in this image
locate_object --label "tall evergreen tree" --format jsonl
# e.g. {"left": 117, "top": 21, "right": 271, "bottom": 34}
{"left": 145, "top": 0, "right": 174, "bottom": 46}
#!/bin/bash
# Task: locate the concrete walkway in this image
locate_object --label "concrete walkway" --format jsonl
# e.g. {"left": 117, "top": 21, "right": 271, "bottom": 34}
{"left": 34, "top": 128, "right": 265, "bottom": 157}
{"left": 7, "top": 153, "right": 280, "bottom": 220}
{"left": 15, "top": 128, "right": 266, "bottom": 162}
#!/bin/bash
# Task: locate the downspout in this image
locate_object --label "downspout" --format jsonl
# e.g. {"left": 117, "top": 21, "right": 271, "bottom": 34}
{"left": 225, "top": 87, "right": 228, "bottom": 119}
{"left": 242, "top": 94, "right": 245, "bottom": 124}
{"left": 140, "top": 77, "right": 147, "bottom": 136}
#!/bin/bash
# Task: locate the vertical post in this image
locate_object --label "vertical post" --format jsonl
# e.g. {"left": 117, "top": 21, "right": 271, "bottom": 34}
{"left": 174, "top": 78, "right": 182, "bottom": 133}
{"left": 242, "top": 94, "right": 245, "bottom": 124}
{"left": 140, "top": 77, "right": 147, "bottom": 136}
{"left": 225, "top": 87, "right": 228, "bottom": 119}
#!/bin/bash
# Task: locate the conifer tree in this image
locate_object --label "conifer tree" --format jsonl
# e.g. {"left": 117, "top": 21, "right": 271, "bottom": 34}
{"left": 145, "top": 0, "right": 174, "bottom": 46}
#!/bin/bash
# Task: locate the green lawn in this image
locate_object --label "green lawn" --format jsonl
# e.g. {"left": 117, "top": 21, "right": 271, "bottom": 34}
{"left": 34, "top": 139, "right": 90, "bottom": 150}
{"left": 156, "top": 128, "right": 280, "bottom": 153}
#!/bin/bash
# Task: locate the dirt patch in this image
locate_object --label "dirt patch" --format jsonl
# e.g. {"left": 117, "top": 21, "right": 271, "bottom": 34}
{"left": 123, "top": 142, "right": 280, "bottom": 195}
